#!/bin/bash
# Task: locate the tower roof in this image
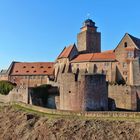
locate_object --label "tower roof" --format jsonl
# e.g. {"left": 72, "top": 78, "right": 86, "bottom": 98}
{"left": 83, "top": 19, "right": 96, "bottom": 28}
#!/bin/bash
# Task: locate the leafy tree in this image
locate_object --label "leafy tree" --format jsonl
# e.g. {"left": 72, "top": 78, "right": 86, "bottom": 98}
{"left": 0, "top": 81, "right": 16, "bottom": 95}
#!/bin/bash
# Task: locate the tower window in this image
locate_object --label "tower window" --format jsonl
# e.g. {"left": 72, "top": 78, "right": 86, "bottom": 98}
{"left": 124, "top": 42, "right": 127, "bottom": 48}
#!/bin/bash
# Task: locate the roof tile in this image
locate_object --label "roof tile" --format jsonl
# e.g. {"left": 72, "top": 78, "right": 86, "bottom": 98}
{"left": 10, "top": 62, "right": 54, "bottom": 76}
{"left": 58, "top": 45, "right": 74, "bottom": 59}
{"left": 71, "top": 51, "right": 116, "bottom": 63}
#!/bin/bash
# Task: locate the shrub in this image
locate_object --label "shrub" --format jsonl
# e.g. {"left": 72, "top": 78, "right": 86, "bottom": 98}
{"left": 0, "top": 81, "right": 16, "bottom": 95}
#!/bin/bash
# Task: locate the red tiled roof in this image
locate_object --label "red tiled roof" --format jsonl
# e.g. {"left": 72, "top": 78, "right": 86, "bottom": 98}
{"left": 58, "top": 45, "right": 74, "bottom": 59}
{"left": 71, "top": 52, "right": 116, "bottom": 63}
{"left": 10, "top": 62, "right": 54, "bottom": 76}
{"left": 103, "top": 50, "right": 114, "bottom": 53}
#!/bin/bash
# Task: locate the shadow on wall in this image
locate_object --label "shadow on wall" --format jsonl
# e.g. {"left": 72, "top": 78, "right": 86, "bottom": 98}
{"left": 116, "top": 66, "right": 126, "bottom": 85}
{"left": 108, "top": 97, "right": 134, "bottom": 111}
{"left": 108, "top": 98, "right": 116, "bottom": 111}
{"left": 30, "top": 84, "right": 59, "bottom": 109}
{"left": 136, "top": 92, "right": 140, "bottom": 111}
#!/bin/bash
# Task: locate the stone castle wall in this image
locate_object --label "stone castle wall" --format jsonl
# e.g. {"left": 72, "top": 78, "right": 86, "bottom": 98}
{"left": 131, "top": 58, "right": 140, "bottom": 85}
{"left": 80, "top": 74, "right": 108, "bottom": 111}
{"left": 108, "top": 84, "right": 137, "bottom": 110}
{"left": 59, "top": 72, "right": 108, "bottom": 111}
{"left": 8, "top": 87, "right": 31, "bottom": 104}
{"left": 9, "top": 75, "right": 49, "bottom": 87}
{"left": 0, "top": 87, "right": 31, "bottom": 104}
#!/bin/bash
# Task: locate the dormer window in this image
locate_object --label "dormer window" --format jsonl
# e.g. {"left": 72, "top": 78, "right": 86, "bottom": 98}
{"left": 124, "top": 42, "right": 127, "bottom": 48}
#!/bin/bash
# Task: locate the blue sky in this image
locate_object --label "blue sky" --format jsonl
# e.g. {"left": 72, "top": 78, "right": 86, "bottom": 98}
{"left": 0, "top": 0, "right": 140, "bottom": 70}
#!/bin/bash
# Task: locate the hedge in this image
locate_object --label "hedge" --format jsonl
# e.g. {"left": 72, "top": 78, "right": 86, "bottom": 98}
{"left": 0, "top": 81, "right": 16, "bottom": 95}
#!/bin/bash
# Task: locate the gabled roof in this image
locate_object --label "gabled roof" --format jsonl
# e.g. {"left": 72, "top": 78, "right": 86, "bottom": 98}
{"left": 10, "top": 62, "right": 54, "bottom": 76}
{"left": 128, "top": 34, "right": 140, "bottom": 49}
{"left": 57, "top": 44, "right": 76, "bottom": 59}
{"left": 71, "top": 51, "right": 116, "bottom": 63}
{"left": 114, "top": 33, "right": 140, "bottom": 51}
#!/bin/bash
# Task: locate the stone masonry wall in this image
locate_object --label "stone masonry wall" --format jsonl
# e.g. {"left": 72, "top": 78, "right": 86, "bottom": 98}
{"left": 131, "top": 58, "right": 140, "bottom": 85}
{"left": 59, "top": 73, "right": 81, "bottom": 111}
{"left": 80, "top": 74, "right": 108, "bottom": 111}
{"left": 0, "top": 87, "right": 31, "bottom": 104}
{"left": 8, "top": 87, "right": 31, "bottom": 104}
{"left": 9, "top": 75, "right": 49, "bottom": 87}
{"left": 59, "top": 72, "right": 108, "bottom": 111}
{"left": 108, "top": 84, "right": 137, "bottom": 110}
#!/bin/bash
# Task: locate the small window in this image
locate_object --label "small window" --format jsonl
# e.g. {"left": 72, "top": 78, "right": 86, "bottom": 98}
{"left": 124, "top": 42, "right": 127, "bottom": 48}
{"left": 15, "top": 70, "right": 18, "bottom": 73}
{"left": 43, "top": 71, "right": 47, "bottom": 73}
{"left": 23, "top": 66, "right": 26, "bottom": 68}
{"left": 26, "top": 71, "right": 29, "bottom": 73}
{"left": 40, "top": 66, "right": 44, "bottom": 68}
{"left": 31, "top": 66, "right": 34, "bottom": 68}
{"left": 127, "top": 51, "right": 134, "bottom": 58}
{"left": 69, "top": 91, "right": 71, "bottom": 93}
{"left": 33, "top": 70, "right": 36, "bottom": 73}
{"left": 123, "top": 62, "right": 127, "bottom": 68}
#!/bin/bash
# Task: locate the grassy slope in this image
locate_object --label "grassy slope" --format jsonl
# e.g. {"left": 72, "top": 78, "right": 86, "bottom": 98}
{"left": 6, "top": 103, "right": 140, "bottom": 122}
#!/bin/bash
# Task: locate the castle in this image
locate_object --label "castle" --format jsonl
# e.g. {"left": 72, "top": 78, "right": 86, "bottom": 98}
{"left": 1, "top": 19, "right": 140, "bottom": 111}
